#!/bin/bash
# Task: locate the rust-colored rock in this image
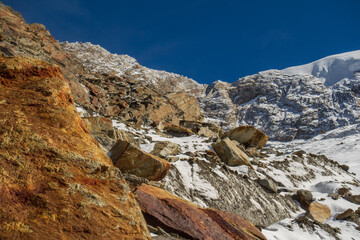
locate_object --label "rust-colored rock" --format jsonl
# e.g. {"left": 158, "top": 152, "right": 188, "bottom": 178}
{"left": 307, "top": 202, "right": 331, "bottom": 223}
{"left": 212, "top": 138, "right": 253, "bottom": 168}
{"left": 135, "top": 184, "right": 266, "bottom": 240}
{"left": 225, "top": 126, "right": 269, "bottom": 148}
{"left": 82, "top": 116, "right": 113, "bottom": 134}
{"left": 110, "top": 140, "right": 171, "bottom": 181}
{"left": 0, "top": 56, "right": 150, "bottom": 239}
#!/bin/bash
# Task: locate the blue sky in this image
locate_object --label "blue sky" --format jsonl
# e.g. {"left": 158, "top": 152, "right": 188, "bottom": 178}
{"left": 4, "top": 0, "right": 360, "bottom": 84}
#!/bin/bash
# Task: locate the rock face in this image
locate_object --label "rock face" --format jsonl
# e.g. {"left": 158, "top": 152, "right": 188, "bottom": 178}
{"left": 135, "top": 184, "right": 267, "bottom": 240}
{"left": 110, "top": 140, "right": 171, "bottom": 181}
{"left": 0, "top": 56, "right": 150, "bottom": 239}
{"left": 307, "top": 202, "right": 331, "bottom": 223}
{"left": 212, "top": 138, "right": 252, "bottom": 168}
{"left": 225, "top": 126, "right": 268, "bottom": 148}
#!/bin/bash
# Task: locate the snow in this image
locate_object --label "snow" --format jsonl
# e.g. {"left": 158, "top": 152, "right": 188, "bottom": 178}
{"left": 283, "top": 50, "right": 360, "bottom": 86}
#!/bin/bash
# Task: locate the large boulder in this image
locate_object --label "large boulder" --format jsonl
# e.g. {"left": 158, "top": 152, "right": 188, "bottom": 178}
{"left": 151, "top": 141, "right": 181, "bottom": 158}
{"left": 135, "top": 184, "right": 266, "bottom": 240}
{"left": 225, "top": 126, "right": 268, "bottom": 148}
{"left": 307, "top": 202, "right": 331, "bottom": 223}
{"left": 163, "top": 125, "right": 193, "bottom": 137}
{"left": 0, "top": 56, "right": 150, "bottom": 239}
{"left": 110, "top": 140, "right": 171, "bottom": 181}
{"left": 212, "top": 138, "right": 253, "bottom": 168}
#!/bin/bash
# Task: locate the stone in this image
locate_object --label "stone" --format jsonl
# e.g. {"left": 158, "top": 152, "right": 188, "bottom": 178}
{"left": 224, "top": 126, "right": 268, "bottom": 148}
{"left": 179, "top": 120, "right": 222, "bottom": 137}
{"left": 166, "top": 92, "right": 204, "bottom": 122}
{"left": 110, "top": 140, "right": 171, "bottom": 181}
{"left": 151, "top": 141, "right": 181, "bottom": 158}
{"left": 163, "top": 125, "right": 193, "bottom": 137}
{"left": 344, "top": 194, "right": 360, "bottom": 205}
{"left": 135, "top": 184, "right": 267, "bottom": 240}
{"left": 336, "top": 209, "right": 355, "bottom": 220}
{"left": 307, "top": 202, "right": 331, "bottom": 223}
{"left": 82, "top": 116, "right": 113, "bottom": 134}
{"left": 328, "top": 193, "right": 340, "bottom": 200}
{"left": 212, "top": 138, "right": 253, "bottom": 168}
{"left": 296, "top": 189, "right": 313, "bottom": 208}
{"left": 257, "top": 179, "right": 278, "bottom": 193}
{"left": 340, "top": 164, "right": 350, "bottom": 172}
{"left": 338, "top": 187, "right": 350, "bottom": 196}
{"left": 0, "top": 56, "right": 150, "bottom": 239}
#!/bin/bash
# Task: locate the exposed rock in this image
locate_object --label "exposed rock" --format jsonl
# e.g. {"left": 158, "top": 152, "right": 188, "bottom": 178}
{"left": 135, "top": 184, "right": 267, "bottom": 240}
{"left": 295, "top": 189, "right": 313, "bottom": 208}
{"left": 0, "top": 56, "right": 150, "bottom": 239}
{"left": 166, "top": 92, "right": 204, "bottom": 122}
{"left": 212, "top": 138, "right": 253, "bottom": 168}
{"left": 164, "top": 125, "right": 193, "bottom": 137}
{"left": 225, "top": 126, "right": 268, "bottom": 148}
{"left": 307, "top": 202, "right": 331, "bottom": 223}
{"left": 328, "top": 193, "right": 340, "bottom": 200}
{"left": 82, "top": 116, "right": 113, "bottom": 134}
{"left": 336, "top": 209, "right": 355, "bottom": 220}
{"left": 180, "top": 120, "right": 223, "bottom": 138}
{"left": 344, "top": 194, "right": 360, "bottom": 205}
{"left": 110, "top": 140, "right": 171, "bottom": 181}
{"left": 257, "top": 179, "right": 278, "bottom": 193}
{"left": 151, "top": 141, "right": 181, "bottom": 158}
{"left": 338, "top": 187, "right": 350, "bottom": 196}
{"left": 340, "top": 164, "right": 350, "bottom": 172}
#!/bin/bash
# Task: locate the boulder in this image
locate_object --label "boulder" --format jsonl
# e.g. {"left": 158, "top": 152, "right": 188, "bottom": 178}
{"left": 307, "top": 202, "right": 331, "bottom": 223}
{"left": 135, "top": 184, "right": 266, "bottom": 240}
{"left": 296, "top": 189, "right": 313, "bottom": 208}
{"left": 151, "top": 141, "right": 181, "bottom": 158}
{"left": 336, "top": 209, "right": 355, "bottom": 220}
{"left": 257, "top": 179, "right": 278, "bottom": 193}
{"left": 0, "top": 56, "right": 150, "bottom": 239}
{"left": 212, "top": 138, "right": 253, "bottom": 168}
{"left": 164, "top": 125, "right": 193, "bottom": 137}
{"left": 344, "top": 194, "right": 360, "bottom": 205}
{"left": 338, "top": 187, "right": 350, "bottom": 196}
{"left": 179, "top": 120, "right": 222, "bottom": 138}
{"left": 166, "top": 92, "right": 204, "bottom": 122}
{"left": 110, "top": 140, "right": 171, "bottom": 181}
{"left": 225, "top": 126, "right": 268, "bottom": 148}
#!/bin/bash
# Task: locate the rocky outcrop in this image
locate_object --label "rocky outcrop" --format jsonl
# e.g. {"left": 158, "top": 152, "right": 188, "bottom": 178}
{"left": 135, "top": 184, "right": 266, "bottom": 240}
{"left": 225, "top": 126, "right": 268, "bottom": 149}
{"left": 166, "top": 92, "right": 204, "bottom": 122}
{"left": 0, "top": 56, "right": 150, "bottom": 239}
{"left": 110, "top": 140, "right": 171, "bottom": 181}
{"left": 212, "top": 138, "right": 252, "bottom": 168}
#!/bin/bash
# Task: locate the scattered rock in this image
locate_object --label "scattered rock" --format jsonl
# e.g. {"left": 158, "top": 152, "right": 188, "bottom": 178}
{"left": 257, "top": 179, "right": 278, "bottom": 193}
{"left": 307, "top": 202, "right": 331, "bottom": 223}
{"left": 212, "top": 137, "right": 253, "bottom": 168}
{"left": 224, "top": 125, "right": 268, "bottom": 148}
{"left": 296, "top": 190, "right": 313, "bottom": 208}
{"left": 151, "top": 141, "right": 181, "bottom": 158}
{"left": 340, "top": 164, "right": 350, "bottom": 172}
{"left": 328, "top": 193, "right": 340, "bottom": 200}
{"left": 336, "top": 209, "right": 355, "bottom": 220}
{"left": 337, "top": 187, "right": 350, "bottom": 196}
{"left": 344, "top": 194, "right": 360, "bottom": 205}
{"left": 135, "top": 184, "right": 266, "bottom": 240}
{"left": 110, "top": 140, "right": 171, "bottom": 181}
{"left": 179, "top": 120, "right": 222, "bottom": 138}
{"left": 164, "top": 125, "right": 193, "bottom": 137}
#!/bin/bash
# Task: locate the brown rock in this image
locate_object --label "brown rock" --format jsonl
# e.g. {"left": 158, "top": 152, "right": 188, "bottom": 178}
{"left": 110, "top": 140, "right": 171, "bottom": 181}
{"left": 83, "top": 116, "right": 113, "bottom": 134}
{"left": 307, "top": 202, "right": 331, "bottom": 223}
{"left": 0, "top": 56, "right": 150, "bottom": 239}
{"left": 336, "top": 209, "right": 355, "bottom": 220}
{"left": 180, "top": 120, "right": 223, "bottom": 137}
{"left": 164, "top": 125, "right": 193, "bottom": 137}
{"left": 136, "top": 184, "right": 267, "bottom": 240}
{"left": 338, "top": 187, "right": 350, "bottom": 196}
{"left": 212, "top": 138, "right": 253, "bottom": 168}
{"left": 166, "top": 92, "right": 204, "bottom": 122}
{"left": 296, "top": 190, "right": 313, "bottom": 209}
{"left": 225, "top": 126, "right": 268, "bottom": 148}
{"left": 151, "top": 141, "right": 181, "bottom": 158}
{"left": 344, "top": 194, "right": 360, "bottom": 205}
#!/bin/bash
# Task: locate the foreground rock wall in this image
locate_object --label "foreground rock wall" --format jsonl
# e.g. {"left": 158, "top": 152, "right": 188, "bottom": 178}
{"left": 0, "top": 56, "right": 150, "bottom": 239}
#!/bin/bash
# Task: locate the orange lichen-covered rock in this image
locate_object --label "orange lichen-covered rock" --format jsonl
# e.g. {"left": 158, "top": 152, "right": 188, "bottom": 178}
{"left": 135, "top": 184, "right": 266, "bottom": 240}
{"left": 0, "top": 56, "right": 151, "bottom": 240}
{"left": 225, "top": 126, "right": 269, "bottom": 148}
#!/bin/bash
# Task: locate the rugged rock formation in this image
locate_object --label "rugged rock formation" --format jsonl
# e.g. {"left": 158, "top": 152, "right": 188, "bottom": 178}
{"left": 110, "top": 140, "right": 171, "bottom": 181}
{"left": 0, "top": 56, "right": 150, "bottom": 239}
{"left": 136, "top": 184, "right": 266, "bottom": 240}
{"left": 225, "top": 126, "right": 268, "bottom": 149}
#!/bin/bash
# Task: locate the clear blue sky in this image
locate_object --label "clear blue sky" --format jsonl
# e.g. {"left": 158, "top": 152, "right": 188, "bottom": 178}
{"left": 3, "top": 0, "right": 360, "bottom": 84}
